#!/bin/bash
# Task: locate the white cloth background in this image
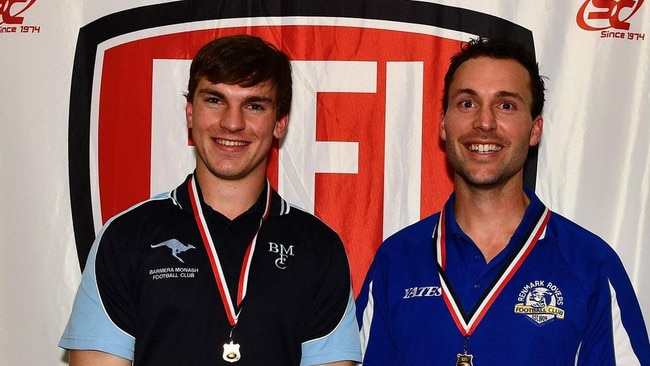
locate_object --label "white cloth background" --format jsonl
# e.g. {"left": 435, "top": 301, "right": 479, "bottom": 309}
{"left": 0, "top": 0, "right": 648, "bottom": 364}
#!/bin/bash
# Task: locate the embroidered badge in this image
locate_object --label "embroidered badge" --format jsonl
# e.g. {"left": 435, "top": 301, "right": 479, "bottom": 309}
{"left": 151, "top": 239, "right": 195, "bottom": 263}
{"left": 268, "top": 242, "right": 295, "bottom": 269}
{"left": 514, "top": 280, "right": 565, "bottom": 326}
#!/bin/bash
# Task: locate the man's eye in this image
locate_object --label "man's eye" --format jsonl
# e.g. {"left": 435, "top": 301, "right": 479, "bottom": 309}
{"left": 249, "top": 104, "right": 265, "bottom": 111}
{"left": 501, "top": 102, "right": 513, "bottom": 110}
{"left": 461, "top": 100, "right": 473, "bottom": 108}
{"left": 206, "top": 97, "right": 222, "bottom": 104}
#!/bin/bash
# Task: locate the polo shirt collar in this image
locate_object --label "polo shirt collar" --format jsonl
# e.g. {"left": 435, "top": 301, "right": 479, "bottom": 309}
{"left": 170, "top": 173, "right": 290, "bottom": 219}
{"left": 443, "top": 186, "right": 546, "bottom": 244}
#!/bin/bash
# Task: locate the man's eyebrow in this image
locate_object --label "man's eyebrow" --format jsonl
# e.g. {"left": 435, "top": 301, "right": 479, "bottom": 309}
{"left": 197, "top": 88, "right": 224, "bottom": 98}
{"left": 244, "top": 95, "right": 274, "bottom": 104}
{"left": 495, "top": 90, "right": 525, "bottom": 102}
{"left": 196, "top": 88, "right": 274, "bottom": 104}
{"left": 452, "top": 88, "right": 525, "bottom": 103}
{"left": 452, "top": 88, "right": 478, "bottom": 98}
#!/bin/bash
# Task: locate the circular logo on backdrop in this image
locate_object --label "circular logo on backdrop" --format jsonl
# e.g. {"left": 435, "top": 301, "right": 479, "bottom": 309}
{"left": 67, "top": 0, "right": 536, "bottom": 292}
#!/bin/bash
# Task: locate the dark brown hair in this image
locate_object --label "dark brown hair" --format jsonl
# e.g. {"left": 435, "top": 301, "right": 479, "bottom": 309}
{"left": 186, "top": 34, "right": 292, "bottom": 119}
{"left": 442, "top": 37, "right": 546, "bottom": 119}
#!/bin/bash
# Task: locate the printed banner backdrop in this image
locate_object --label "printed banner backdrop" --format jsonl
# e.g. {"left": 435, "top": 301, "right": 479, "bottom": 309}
{"left": 1, "top": 0, "right": 648, "bottom": 364}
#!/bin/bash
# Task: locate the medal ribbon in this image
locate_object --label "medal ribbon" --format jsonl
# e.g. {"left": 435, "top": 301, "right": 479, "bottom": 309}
{"left": 434, "top": 206, "right": 551, "bottom": 337}
{"left": 188, "top": 176, "right": 272, "bottom": 327}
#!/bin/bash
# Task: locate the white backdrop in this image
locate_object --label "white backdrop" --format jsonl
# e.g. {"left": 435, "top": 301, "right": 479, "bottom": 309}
{"left": 1, "top": 0, "right": 648, "bottom": 364}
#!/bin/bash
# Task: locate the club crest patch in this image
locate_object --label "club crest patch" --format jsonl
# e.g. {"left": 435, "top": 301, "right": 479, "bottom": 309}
{"left": 514, "top": 280, "right": 565, "bottom": 326}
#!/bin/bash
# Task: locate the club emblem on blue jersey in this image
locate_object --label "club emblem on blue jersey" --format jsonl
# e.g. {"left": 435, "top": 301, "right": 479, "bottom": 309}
{"left": 514, "top": 280, "right": 566, "bottom": 326}
{"left": 151, "top": 239, "right": 196, "bottom": 263}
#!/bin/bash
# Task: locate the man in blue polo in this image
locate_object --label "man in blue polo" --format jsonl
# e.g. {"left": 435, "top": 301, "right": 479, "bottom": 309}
{"left": 356, "top": 37, "right": 650, "bottom": 365}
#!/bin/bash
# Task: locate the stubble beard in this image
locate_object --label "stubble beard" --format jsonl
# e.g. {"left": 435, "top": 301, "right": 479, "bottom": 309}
{"left": 446, "top": 142, "right": 527, "bottom": 190}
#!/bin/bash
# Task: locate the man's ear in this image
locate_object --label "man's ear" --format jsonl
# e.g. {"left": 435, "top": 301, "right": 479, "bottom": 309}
{"left": 439, "top": 115, "right": 447, "bottom": 142}
{"left": 273, "top": 114, "right": 289, "bottom": 139}
{"left": 529, "top": 115, "right": 543, "bottom": 146}
{"left": 185, "top": 101, "right": 194, "bottom": 129}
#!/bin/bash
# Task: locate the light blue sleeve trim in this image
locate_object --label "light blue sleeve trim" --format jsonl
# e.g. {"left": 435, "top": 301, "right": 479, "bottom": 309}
{"left": 58, "top": 224, "right": 135, "bottom": 361}
{"left": 301, "top": 289, "right": 362, "bottom": 365}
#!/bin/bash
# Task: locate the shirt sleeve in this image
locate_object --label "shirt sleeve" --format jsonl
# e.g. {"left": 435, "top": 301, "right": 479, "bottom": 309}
{"left": 605, "top": 247, "right": 650, "bottom": 363}
{"left": 300, "top": 232, "right": 362, "bottom": 365}
{"left": 58, "top": 223, "right": 136, "bottom": 361}
{"left": 356, "top": 247, "right": 397, "bottom": 365}
{"left": 577, "top": 244, "right": 650, "bottom": 365}
{"left": 301, "top": 290, "right": 362, "bottom": 365}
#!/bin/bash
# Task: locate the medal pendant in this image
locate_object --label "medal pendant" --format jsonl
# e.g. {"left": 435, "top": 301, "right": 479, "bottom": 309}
{"left": 456, "top": 353, "right": 473, "bottom": 366}
{"left": 222, "top": 340, "right": 241, "bottom": 363}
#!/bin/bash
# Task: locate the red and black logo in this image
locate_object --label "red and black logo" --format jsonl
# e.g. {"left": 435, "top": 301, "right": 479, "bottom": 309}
{"left": 68, "top": 0, "right": 537, "bottom": 292}
{"left": 577, "top": 0, "right": 644, "bottom": 31}
{"left": 0, "top": 0, "right": 36, "bottom": 24}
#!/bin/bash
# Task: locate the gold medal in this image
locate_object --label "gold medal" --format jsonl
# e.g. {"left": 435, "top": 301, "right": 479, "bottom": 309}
{"left": 222, "top": 340, "right": 241, "bottom": 363}
{"left": 189, "top": 178, "right": 273, "bottom": 365}
{"left": 434, "top": 208, "right": 551, "bottom": 366}
{"left": 456, "top": 353, "right": 473, "bottom": 366}
{"left": 455, "top": 336, "right": 473, "bottom": 366}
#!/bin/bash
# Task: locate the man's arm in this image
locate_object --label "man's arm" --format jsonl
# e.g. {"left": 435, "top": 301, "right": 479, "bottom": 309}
{"left": 69, "top": 350, "right": 131, "bottom": 366}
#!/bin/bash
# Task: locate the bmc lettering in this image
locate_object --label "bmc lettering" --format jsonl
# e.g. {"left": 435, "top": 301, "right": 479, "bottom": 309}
{"left": 268, "top": 242, "right": 295, "bottom": 269}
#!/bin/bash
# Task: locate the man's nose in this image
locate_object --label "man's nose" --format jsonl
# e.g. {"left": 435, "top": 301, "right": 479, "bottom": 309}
{"left": 474, "top": 106, "right": 496, "bottom": 132}
{"left": 220, "top": 106, "right": 245, "bottom": 132}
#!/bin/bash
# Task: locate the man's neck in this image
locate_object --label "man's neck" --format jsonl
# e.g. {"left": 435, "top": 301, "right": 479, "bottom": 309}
{"left": 194, "top": 170, "right": 266, "bottom": 221}
{"left": 453, "top": 180, "right": 530, "bottom": 263}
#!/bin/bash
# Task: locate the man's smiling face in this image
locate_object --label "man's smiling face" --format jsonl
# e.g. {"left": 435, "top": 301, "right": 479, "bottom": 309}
{"left": 440, "top": 56, "right": 543, "bottom": 189}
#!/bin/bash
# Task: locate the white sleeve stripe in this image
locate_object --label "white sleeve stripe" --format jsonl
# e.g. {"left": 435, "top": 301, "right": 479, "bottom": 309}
{"left": 359, "top": 279, "right": 374, "bottom": 361}
{"left": 610, "top": 280, "right": 641, "bottom": 365}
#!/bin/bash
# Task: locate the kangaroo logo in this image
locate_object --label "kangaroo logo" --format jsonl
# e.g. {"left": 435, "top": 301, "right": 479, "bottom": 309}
{"left": 151, "top": 239, "right": 195, "bottom": 263}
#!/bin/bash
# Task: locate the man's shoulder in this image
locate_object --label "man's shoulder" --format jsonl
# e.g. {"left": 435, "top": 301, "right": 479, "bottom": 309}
{"left": 546, "top": 210, "right": 608, "bottom": 248}
{"left": 377, "top": 213, "right": 441, "bottom": 254}
{"left": 278, "top": 201, "right": 337, "bottom": 230}
{"left": 387, "top": 213, "right": 440, "bottom": 241}
{"left": 264, "top": 202, "right": 344, "bottom": 251}
{"left": 100, "top": 193, "right": 182, "bottom": 234}
{"left": 544, "top": 210, "right": 626, "bottom": 273}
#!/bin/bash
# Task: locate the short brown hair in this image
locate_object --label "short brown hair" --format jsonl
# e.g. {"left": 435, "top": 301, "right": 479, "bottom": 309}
{"left": 442, "top": 37, "right": 545, "bottom": 119}
{"left": 186, "top": 34, "right": 292, "bottom": 119}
